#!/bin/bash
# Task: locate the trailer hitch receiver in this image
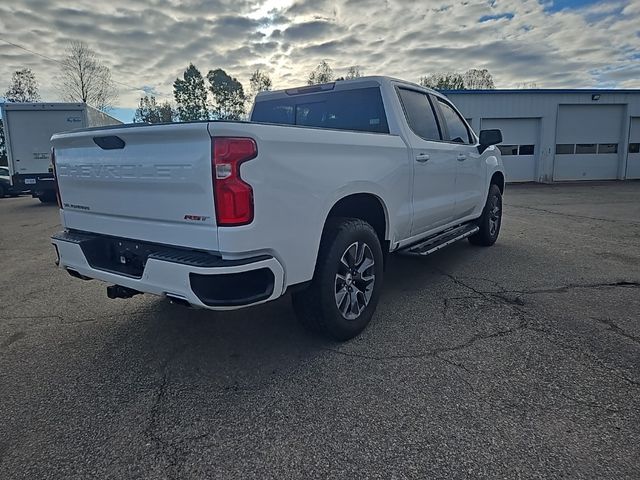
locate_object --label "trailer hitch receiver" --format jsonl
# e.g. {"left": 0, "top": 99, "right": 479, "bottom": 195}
{"left": 106, "top": 285, "right": 141, "bottom": 299}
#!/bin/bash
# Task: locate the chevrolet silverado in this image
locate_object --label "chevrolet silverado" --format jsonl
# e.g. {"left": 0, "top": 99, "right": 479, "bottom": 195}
{"left": 50, "top": 76, "right": 505, "bottom": 340}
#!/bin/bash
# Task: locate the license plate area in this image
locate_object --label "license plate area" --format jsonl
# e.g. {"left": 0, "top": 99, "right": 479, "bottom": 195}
{"left": 80, "top": 237, "right": 155, "bottom": 278}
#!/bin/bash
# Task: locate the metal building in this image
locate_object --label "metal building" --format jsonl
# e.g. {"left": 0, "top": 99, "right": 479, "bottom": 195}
{"left": 443, "top": 89, "right": 640, "bottom": 183}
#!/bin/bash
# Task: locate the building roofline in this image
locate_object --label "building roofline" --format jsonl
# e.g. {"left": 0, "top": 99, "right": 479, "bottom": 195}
{"left": 440, "top": 89, "right": 640, "bottom": 94}
{"left": 0, "top": 102, "right": 87, "bottom": 110}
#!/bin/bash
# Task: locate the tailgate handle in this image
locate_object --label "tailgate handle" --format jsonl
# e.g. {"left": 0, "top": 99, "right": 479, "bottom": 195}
{"left": 93, "top": 136, "right": 125, "bottom": 150}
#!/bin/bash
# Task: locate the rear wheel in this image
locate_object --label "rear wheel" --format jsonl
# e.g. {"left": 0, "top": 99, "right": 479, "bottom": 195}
{"left": 0, "top": 184, "right": 6, "bottom": 198}
{"left": 469, "top": 184, "right": 502, "bottom": 246}
{"left": 292, "top": 218, "right": 384, "bottom": 341}
{"left": 38, "top": 191, "right": 57, "bottom": 204}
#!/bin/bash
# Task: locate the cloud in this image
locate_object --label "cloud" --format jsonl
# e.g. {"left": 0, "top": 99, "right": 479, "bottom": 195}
{"left": 0, "top": 0, "right": 637, "bottom": 113}
{"left": 283, "top": 20, "right": 337, "bottom": 41}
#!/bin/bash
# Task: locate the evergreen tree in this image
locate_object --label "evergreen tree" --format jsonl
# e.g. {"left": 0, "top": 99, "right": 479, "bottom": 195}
{"left": 173, "top": 64, "right": 209, "bottom": 121}
{"left": 207, "top": 68, "right": 246, "bottom": 120}
{"left": 133, "top": 96, "right": 176, "bottom": 123}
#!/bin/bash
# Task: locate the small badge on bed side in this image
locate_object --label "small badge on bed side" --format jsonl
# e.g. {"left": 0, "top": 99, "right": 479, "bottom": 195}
{"left": 184, "top": 215, "right": 209, "bottom": 222}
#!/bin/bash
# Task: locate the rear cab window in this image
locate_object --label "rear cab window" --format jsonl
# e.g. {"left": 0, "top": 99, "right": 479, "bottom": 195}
{"left": 251, "top": 87, "right": 389, "bottom": 134}
{"left": 436, "top": 98, "right": 473, "bottom": 144}
{"left": 396, "top": 88, "right": 441, "bottom": 141}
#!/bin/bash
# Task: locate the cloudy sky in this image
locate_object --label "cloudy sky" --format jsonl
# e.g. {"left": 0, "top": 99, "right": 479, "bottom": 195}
{"left": 1, "top": 0, "right": 639, "bottom": 121}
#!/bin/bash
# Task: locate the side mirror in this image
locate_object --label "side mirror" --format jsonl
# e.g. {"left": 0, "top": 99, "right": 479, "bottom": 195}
{"left": 478, "top": 129, "right": 502, "bottom": 153}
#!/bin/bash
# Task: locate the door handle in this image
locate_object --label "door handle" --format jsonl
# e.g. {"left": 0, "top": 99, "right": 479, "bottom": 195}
{"left": 415, "top": 153, "right": 430, "bottom": 163}
{"left": 457, "top": 154, "right": 467, "bottom": 161}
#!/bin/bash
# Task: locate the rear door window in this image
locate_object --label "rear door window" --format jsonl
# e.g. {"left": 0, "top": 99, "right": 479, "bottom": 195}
{"left": 251, "top": 87, "right": 389, "bottom": 134}
{"left": 437, "top": 99, "right": 472, "bottom": 144}
{"left": 396, "top": 88, "right": 441, "bottom": 141}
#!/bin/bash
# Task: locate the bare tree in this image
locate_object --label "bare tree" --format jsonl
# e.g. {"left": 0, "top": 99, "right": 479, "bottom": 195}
{"left": 462, "top": 69, "right": 495, "bottom": 89}
{"left": 249, "top": 69, "right": 272, "bottom": 97}
{"left": 247, "top": 69, "right": 272, "bottom": 109}
{"left": 345, "top": 66, "right": 362, "bottom": 80}
{"left": 308, "top": 61, "right": 334, "bottom": 85}
{"left": 516, "top": 81, "right": 538, "bottom": 89}
{"left": 419, "top": 72, "right": 465, "bottom": 90}
{"left": 4, "top": 68, "right": 41, "bottom": 102}
{"left": 57, "top": 41, "right": 118, "bottom": 110}
{"left": 419, "top": 69, "right": 496, "bottom": 90}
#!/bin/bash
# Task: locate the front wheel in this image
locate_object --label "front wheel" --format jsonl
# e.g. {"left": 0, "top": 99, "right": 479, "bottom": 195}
{"left": 469, "top": 184, "right": 502, "bottom": 246}
{"left": 292, "top": 218, "right": 384, "bottom": 341}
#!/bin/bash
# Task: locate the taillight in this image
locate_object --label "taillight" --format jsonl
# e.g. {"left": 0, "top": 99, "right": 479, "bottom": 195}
{"left": 212, "top": 137, "right": 257, "bottom": 226}
{"left": 51, "top": 148, "right": 63, "bottom": 209}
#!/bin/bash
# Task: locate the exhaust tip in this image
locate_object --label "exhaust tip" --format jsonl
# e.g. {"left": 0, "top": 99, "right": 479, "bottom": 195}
{"left": 66, "top": 268, "right": 91, "bottom": 281}
{"left": 166, "top": 295, "right": 192, "bottom": 308}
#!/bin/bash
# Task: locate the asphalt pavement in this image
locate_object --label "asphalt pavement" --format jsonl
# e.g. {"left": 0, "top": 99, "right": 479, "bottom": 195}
{"left": 1, "top": 182, "right": 639, "bottom": 479}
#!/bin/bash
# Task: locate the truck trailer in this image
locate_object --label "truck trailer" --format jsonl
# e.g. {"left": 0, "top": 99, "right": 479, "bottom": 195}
{"left": 0, "top": 103, "right": 121, "bottom": 202}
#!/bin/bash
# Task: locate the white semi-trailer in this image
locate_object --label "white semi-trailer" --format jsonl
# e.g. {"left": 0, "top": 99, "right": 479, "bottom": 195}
{"left": 0, "top": 103, "right": 120, "bottom": 202}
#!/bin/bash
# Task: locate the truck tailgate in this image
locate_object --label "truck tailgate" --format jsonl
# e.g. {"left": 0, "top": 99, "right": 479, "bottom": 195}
{"left": 52, "top": 123, "right": 219, "bottom": 251}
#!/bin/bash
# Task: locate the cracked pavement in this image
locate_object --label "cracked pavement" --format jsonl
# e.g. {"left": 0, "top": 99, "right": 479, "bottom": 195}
{"left": 1, "top": 182, "right": 639, "bottom": 479}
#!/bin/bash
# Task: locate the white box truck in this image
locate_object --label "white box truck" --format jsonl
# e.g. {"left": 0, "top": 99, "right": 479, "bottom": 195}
{"left": 0, "top": 103, "right": 121, "bottom": 202}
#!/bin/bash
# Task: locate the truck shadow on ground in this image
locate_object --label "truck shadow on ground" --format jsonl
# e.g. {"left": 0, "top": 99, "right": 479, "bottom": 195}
{"left": 87, "top": 241, "right": 492, "bottom": 393}
{"left": 3, "top": 197, "right": 58, "bottom": 209}
{"left": 36, "top": 239, "right": 536, "bottom": 454}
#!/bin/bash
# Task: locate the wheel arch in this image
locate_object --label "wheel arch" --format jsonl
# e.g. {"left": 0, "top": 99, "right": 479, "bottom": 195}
{"left": 322, "top": 193, "right": 389, "bottom": 248}
{"left": 490, "top": 170, "right": 505, "bottom": 193}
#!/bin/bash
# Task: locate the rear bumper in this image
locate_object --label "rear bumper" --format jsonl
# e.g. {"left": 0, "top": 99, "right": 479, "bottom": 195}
{"left": 51, "top": 231, "right": 285, "bottom": 310}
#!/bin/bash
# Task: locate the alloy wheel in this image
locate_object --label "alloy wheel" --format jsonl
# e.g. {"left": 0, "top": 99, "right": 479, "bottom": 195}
{"left": 334, "top": 241, "right": 376, "bottom": 320}
{"left": 488, "top": 194, "right": 502, "bottom": 237}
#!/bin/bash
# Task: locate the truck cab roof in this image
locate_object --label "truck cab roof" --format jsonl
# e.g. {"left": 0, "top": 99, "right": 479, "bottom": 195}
{"left": 255, "top": 75, "right": 446, "bottom": 102}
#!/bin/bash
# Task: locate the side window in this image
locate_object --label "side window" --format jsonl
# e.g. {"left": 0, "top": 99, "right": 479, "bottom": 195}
{"left": 437, "top": 99, "right": 472, "bottom": 144}
{"left": 397, "top": 88, "right": 441, "bottom": 141}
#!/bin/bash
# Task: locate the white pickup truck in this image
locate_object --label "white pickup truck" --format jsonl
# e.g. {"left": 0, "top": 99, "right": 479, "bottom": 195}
{"left": 51, "top": 76, "right": 505, "bottom": 340}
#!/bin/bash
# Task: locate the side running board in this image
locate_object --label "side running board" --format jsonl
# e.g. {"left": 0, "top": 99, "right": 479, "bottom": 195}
{"left": 403, "top": 223, "right": 479, "bottom": 256}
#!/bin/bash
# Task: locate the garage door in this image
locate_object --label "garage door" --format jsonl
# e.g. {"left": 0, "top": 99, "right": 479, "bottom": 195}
{"left": 627, "top": 117, "right": 640, "bottom": 179}
{"left": 553, "top": 105, "right": 623, "bottom": 181}
{"left": 481, "top": 118, "right": 539, "bottom": 182}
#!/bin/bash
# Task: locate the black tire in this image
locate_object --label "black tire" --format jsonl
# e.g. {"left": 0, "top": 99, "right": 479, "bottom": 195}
{"left": 38, "top": 191, "right": 57, "bottom": 204}
{"left": 469, "top": 184, "right": 502, "bottom": 246}
{"left": 0, "top": 184, "right": 6, "bottom": 198}
{"left": 292, "top": 217, "right": 384, "bottom": 341}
